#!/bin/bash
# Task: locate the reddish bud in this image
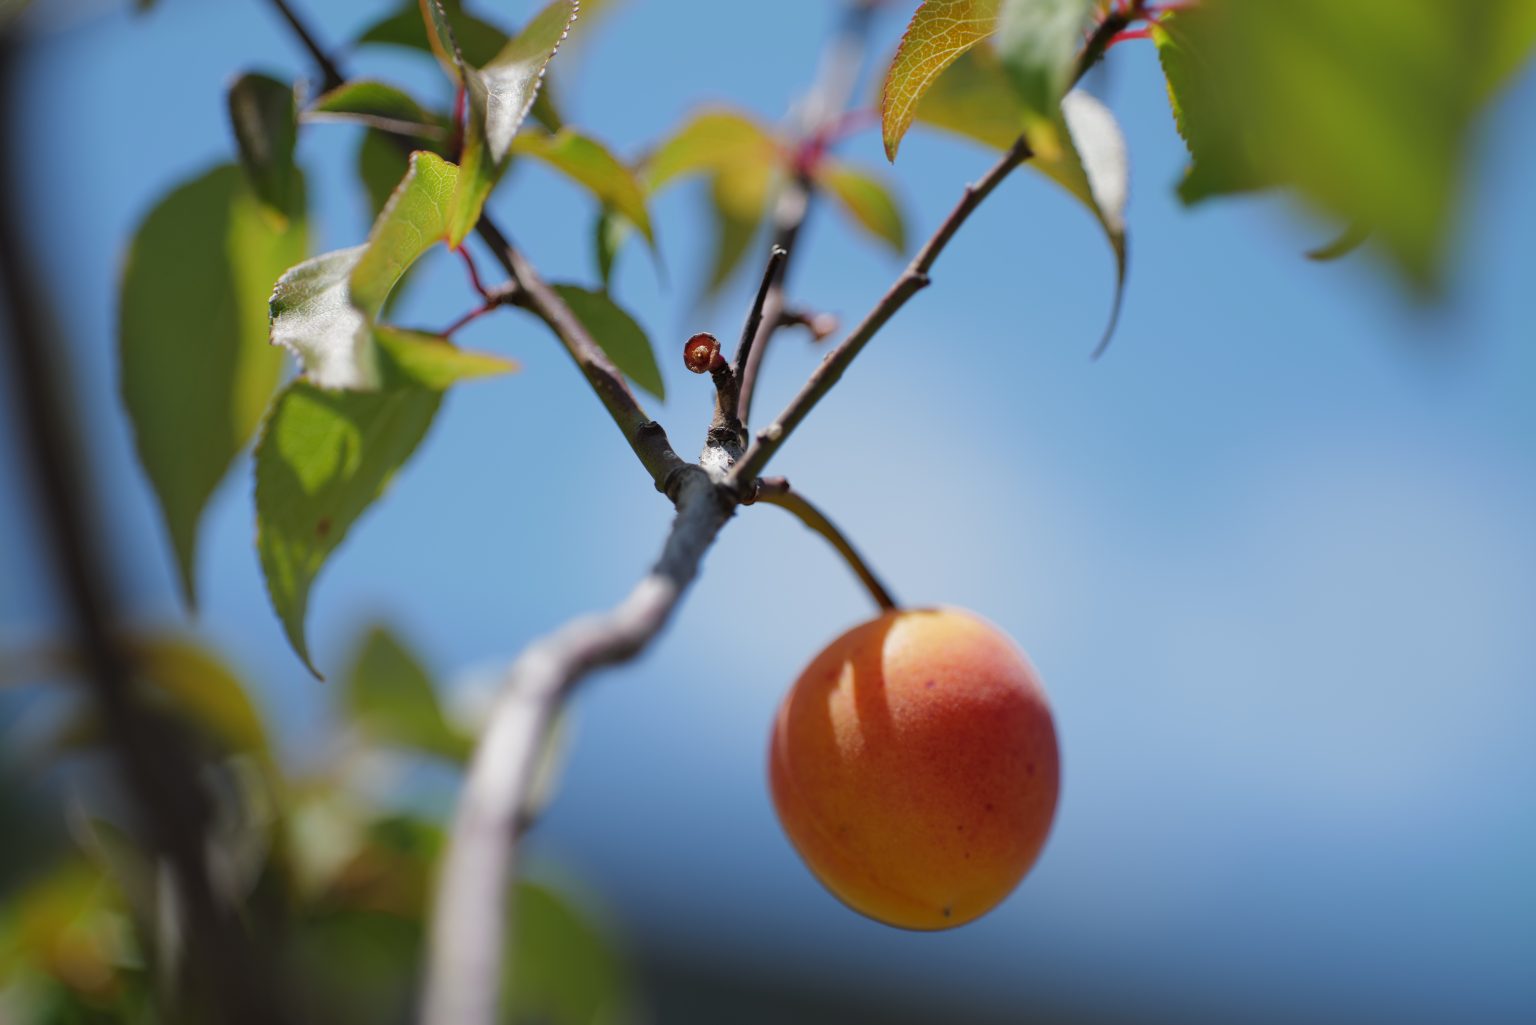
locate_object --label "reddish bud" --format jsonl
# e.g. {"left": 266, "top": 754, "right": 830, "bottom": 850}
{"left": 684, "top": 332, "right": 723, "bottom": 374}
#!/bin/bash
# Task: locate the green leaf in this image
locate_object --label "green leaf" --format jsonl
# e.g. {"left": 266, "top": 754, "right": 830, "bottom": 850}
{"left": 1042, "top": 91, "right": 1128, "bottom": 357}
{"left": 592, "top": 209, "right": 630, "bottom": 287}
{"left": 270, "top": 151, "right": 457, "bottom": 389}
{"left": 1306, "top": 221, "right": 1371, "bottom": 263}
{"left": 356, "top": 0, "right": 513, "bottom": 67}
{"left": 912, "top": 43, "right": 1027, "bottom": 150}
{"left": 913, "top": 49, "right": 1127, "bottom": 353}
{"left": 1155, "top": 0, "right": 1510, "bottom": 288}
{"left": 358, "top": 129, "right": 410, "bottom": 220}
{"left": 130, "top": 636, "right": 272, "bottom": 759}
{"left": 254, "top": 382, "right": 442, "bottom": 678}
{"left": 344, "top": 625, "right": 471, "bottom": 762}
{"left": 994, "top": 0, "right": 1094, "bottom": 151}
{"left": 511, "top": 128, "right": 653, "bottom": 243}
{"left": 375, "top": 325, "right": 518, "bottom": 390}
{"left": 549, "top": 285, "right": 664, "bottom": 401}
{"left": 881, "top": 0, "right": 1002, "bottom": 161}
{"left": 1481, "top": 0, "right": 1536, "bottom": 98}
{"left": 644, "top": 107, "right": 778, "bottom": 190}
{"left": 506, "top": 879, "right": 640, "bottom": 1025}
{"left": 119, "top": 166, "right": 306, "bottom": 606}
{"left": 815, "top": 160, "right": 907, "bottom": 253}
{"left": 434, "top": 0, "right": 580, "bottom": 246}
{"left": 307, "top": 79, "right": 448, "bottom": 142}
{"left": 227, "top": 73, "right": 300, "bottom": 225}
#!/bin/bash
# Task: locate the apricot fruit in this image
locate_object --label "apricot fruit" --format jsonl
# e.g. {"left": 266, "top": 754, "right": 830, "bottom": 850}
{"left": 768, "top": 607, "right": 1059, "bottom": 930}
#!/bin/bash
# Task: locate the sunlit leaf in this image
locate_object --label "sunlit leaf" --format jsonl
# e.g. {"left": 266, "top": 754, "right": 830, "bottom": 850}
{"left": 549, "top": 285, "right": 663, "bottom": 401}
{"left": 994, "top": 0, "right": 1094, "bottom": 153}
{"left": 815, "top": 161, "right": 907, "bottom": 253}
{"left": 881, "top": 0, "right": 1002, "bottom": 161}
{"left": 120, "top": 166, "right": 306, "bottom": 606}
{"left": 375, "top": 325, "right": 518, "bottom": 390}
{"left": 254, "top": 382, "right": 442, "bottom": 678}
{"left": 512, "top": 128, "right": 653, "bottom": 243}
{"left": 433, "top": 0, "right": 579, "bottom": 245}
{"left": 307, "top": 80, "right": 448, "bottom": 142}
{"left": 344, "top": 626, "right": 471, "bottom": 762}
{"left": 227, "top": 73, "right": 299, "bottom": 225}
{"left": 644, "top": 107, "right": 778, "bottom": 190}
{"left": 270, "top": 151, "right": 457, "bottom": 389}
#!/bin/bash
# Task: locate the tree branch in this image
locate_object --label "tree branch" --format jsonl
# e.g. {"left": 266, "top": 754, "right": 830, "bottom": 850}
{"left": 749, "top": 477, "right": 897, "bottom": 611}
{"left": 728, "top": 135, "right": 1032, "bottom": 489}
{"left": 421, "top": 467, "right": 732, "bottom": 1025}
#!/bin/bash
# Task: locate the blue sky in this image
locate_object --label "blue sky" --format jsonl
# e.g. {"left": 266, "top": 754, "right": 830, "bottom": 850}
{"left": 3, "top": 2, "right": 1534, "bottom": 1022}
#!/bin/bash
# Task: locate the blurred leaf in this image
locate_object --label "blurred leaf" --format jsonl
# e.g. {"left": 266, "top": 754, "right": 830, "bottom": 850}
{"left": 355, "top": 0, "right": 512, "bottom": 67}
{"left": 119, "top": 166, "right": 306, "bottom": 606}
{"left": 506, "top": 879, "right": 641, "bottom": 1025}
{"left": 307, "top": 80, "right": 448, "bottom": 142}
{"left": 705, "top": 161, "right": 773, "bottom": 296}
{"left": 254, "top": 382, "right": 442, "bottom": 678}
{"left": 1481, "top": 0, "right": 1536, "bottom": 98}
{"left": 358, "top": 129, "right": 410, "bottom": 220}
{"left": 591, "top": 208, "right": 631, "bottom": 287}
{"left": 550, "top": 285, "right": 664, "bottom": 401}
{"left": 1, "top": 862, "right": 133, "bottom": 1004}
{"left": 343, "top": 626, "right": 471, "bottom": 762}
{"left": 511, "top": 127, "right": 653, "bottom": 243}
{"left": 881, "top": 0, "right": 1001, "bottom": 161}
{"left": 814, "top": 160, "right": 907, "bottom": 253}
{"left": 130, "top": 637, "right": 271, "bottom": 759}
{"left": 994, "top": 0, "right": 1094, "bottom": 153}
{"left": 431, "top": 0, "right": 579, "bottom": 246}
{"left": 1306, "top": 220, "right": 1371, "bottom": 262}
{"left": 227, "top": 73, "right": 299, "bottom": 224}
{"left": 375, "top": 326, "right": 517, "bottom": 390}
{"left": 270, "top": 151, "right": 457, "bottom": 389}
{"left": 1155, "top": 0, "right": 1515, "bottom": 288}
{"left": 644, "top": 107, "right": 778, "bottom": 190}
{"left": 914, "top": 49, "right": 1128, "bottom": 352}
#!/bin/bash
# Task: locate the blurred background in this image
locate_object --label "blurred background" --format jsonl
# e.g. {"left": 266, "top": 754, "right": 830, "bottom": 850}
{"left": 2, "top": 1, "right": 1533, "bottom": 1023}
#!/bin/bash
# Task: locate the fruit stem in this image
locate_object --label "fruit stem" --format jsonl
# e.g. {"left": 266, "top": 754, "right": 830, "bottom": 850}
{"left": 749, "top": 477, "right": 899, "bottom": 611}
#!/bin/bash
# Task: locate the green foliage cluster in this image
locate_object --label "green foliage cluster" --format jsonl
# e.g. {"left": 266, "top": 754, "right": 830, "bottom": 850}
{"left": 111, "top": 0, "right": 1531, "bottom": 723}
{"left": 0, "top": 626, "right": 636, "bottom": 1025}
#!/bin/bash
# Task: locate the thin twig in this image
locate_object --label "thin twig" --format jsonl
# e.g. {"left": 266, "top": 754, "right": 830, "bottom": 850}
{"left": 728, "top": 135, "right": 1032, "bottom": 490}
{"left": 750, "top": 477, "right": 897, "bottom": 611}
{"left": 269, "top": 0, "right": 343, "bottom": 90}
{"left": 422, "top": 468, "right": 732, "bottom": 1025}
{"left": 720, "top": 244, "right": 787, "bottom": 427}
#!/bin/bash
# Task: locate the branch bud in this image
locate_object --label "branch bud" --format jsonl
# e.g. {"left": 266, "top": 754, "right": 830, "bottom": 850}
{"left": 684, "top": 332, "right": 725, "bottom": 374}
